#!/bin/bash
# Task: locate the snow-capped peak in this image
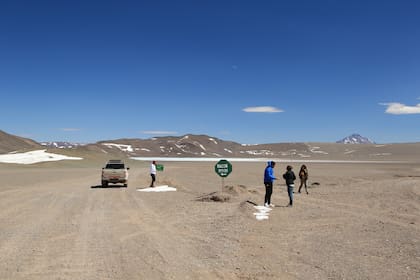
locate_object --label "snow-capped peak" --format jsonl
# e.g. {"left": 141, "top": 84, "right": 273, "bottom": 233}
{"left": 336, "top": 134, "right": 374, "bottom": 144}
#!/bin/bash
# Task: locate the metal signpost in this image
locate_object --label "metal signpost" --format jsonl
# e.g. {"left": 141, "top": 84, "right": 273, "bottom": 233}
{"left": 214, "top": 159, "right": 232, "bottom": 191}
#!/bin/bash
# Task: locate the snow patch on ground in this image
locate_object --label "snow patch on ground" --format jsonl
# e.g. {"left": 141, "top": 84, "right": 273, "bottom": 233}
{"left": 209, "top": 138, "right": 218, "bottom": 145}
{"left": 194, "top": 141, "right": 206, "bottom": 151}
{"left": 297, "top": 153, "right": 311, "bottom": 158}
{"left": 253, "top": 205, "right": 272, "bottom": 220}
{"left": 241, "top": 143, "right": 258, "bottom": 146}
{"left": 137, "top": 185, "right": 176, "bottom": 192}
{"left": 131, "top": 157, "right": 402, "bottom": 163}
{"left": 309, "top": 146, "right": 329, "bottom": 154}
{"left": 0, "top": 150, "right": 83, "bottom": 164}
{"left": 132, "top": 157, "right": 268, "bottom": 162}
{"left": 102, "top": 143, "right": 134, "bottom": 152}
{"left": 241, "top": 150, "right": 274, "bottom": 156}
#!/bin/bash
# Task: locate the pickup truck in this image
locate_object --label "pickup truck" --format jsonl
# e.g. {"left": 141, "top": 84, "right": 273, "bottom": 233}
{"left": 101, "top": 160, "right": 129, "bottom": 187}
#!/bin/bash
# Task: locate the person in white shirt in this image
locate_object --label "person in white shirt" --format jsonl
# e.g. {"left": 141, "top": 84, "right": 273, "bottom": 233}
{"left": 150, "top": 161, "right": 157, "bottom": 187}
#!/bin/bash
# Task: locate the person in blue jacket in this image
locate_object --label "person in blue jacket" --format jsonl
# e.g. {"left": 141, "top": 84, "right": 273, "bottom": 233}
{"left": 264, "top": 161, "right": 277, "bottom": 207}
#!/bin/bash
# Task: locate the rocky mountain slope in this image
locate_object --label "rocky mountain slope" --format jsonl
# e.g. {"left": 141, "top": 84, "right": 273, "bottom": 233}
{"left": 0, "top": 130, "right": 41, "bottom": 153}
{"left": 92, "top": 135, "right": 319, "bottom": 159}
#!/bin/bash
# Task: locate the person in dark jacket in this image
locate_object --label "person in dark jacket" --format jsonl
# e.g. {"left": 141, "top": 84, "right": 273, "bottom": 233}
{"left": 283, "top": 165, "right": 296, "bottom": 207}
{"left": 263, "top": 161, "right": 277, "bottom": 207}
{"left": 298, "top": 164, "right": 309, "bottom": 194}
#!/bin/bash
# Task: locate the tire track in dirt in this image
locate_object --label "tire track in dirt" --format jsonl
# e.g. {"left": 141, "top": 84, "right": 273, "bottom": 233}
{"left": 0, "top": 186, "right": 84, "bottom": 279}
{"left": 117, "top": 187, "right": 226, "bottom": 279}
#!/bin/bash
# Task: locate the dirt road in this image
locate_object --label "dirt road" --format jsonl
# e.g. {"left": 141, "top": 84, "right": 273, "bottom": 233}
{"left": 0, "top": 161, "right": 419, "bottom": 279}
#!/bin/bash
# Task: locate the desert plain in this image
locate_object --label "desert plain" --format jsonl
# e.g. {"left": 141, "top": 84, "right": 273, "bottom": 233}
{"left": 0, "top": 157, "right": 419, "bottom": 279}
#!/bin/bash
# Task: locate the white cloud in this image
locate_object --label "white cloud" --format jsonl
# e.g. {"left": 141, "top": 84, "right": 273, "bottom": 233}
{"left": 242, "top": 106, "right": 284, "bottom": 113}
{"left": 381, "top": 102, "right": 420, "bottom": 115}
{"left": 60, "top": 128, "right": 81, "bottom": 132}
{"left": 141, "top": 130, "right": 177, "bottom": 135}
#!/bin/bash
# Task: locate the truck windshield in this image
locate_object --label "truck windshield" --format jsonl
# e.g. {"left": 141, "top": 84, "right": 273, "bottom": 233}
{"left": 105, "top": 164, "right": 125, "bottom": 169}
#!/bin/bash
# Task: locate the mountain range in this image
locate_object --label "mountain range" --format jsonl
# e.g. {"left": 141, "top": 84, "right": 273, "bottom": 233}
{"left": 40, "top": 141, "right": 85, "bottom": 149}
{"left": 2, "top": 129, "right": 420, "bottom": 161}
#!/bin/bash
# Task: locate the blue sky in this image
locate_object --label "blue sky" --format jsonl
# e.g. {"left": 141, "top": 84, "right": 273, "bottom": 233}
{"left": 1, "top": 0, "right": 419, "bottom": 144}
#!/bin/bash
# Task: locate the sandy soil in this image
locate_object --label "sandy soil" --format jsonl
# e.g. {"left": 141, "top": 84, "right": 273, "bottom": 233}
{"left": 0, "top": 160, "right": 419, "bottom": 279}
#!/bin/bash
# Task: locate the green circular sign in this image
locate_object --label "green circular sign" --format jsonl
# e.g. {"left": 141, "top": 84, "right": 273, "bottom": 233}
{"left": 215, "top": 159, "right": 232, "bottom": 177}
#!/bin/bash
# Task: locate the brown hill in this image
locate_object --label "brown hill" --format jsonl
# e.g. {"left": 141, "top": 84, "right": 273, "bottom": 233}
{"left": 0, "top": 130, "right": 41, "bottom": 153}
{"left": 96, "top": 134, "right": 244, "bottom": 157}
{"left": 92, "top": 137, "right": 420, "bottom": 162}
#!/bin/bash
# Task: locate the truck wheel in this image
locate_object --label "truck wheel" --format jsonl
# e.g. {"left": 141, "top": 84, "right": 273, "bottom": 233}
{"left": 102, "top": 180, "right": 108, "bottom": 187}
{"left": 124, "top": 184, "right": 128, "bottom": 188}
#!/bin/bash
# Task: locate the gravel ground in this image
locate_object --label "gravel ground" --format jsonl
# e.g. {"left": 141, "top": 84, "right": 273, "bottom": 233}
{"left": 0, "top": 160, "right": 419, "bottom": 279}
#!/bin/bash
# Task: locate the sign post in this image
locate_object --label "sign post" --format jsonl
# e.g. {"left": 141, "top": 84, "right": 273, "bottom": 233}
{"left": 214, "top": 159, "right": 232, "bottom": 191}
{"left": 156, "top": 164, "right": 164, "bottom": 171}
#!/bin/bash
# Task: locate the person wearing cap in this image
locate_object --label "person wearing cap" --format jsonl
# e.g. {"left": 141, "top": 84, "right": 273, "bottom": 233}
{"left": 283, "top": 165, "right": 296, "bottom": 207}
{"left": 150, "top": 160, "right": 157, "bottom": 187}
{"left": 263, "top": 161, "right": 277, "bottom": 207}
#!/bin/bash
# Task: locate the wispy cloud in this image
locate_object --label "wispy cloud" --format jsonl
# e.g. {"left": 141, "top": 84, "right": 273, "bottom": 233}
{"left": 18, "top": 133, "right": 34, "bottom": 139}
{"left": 219, "top": 130, "right": 231, "bottom": 135}
{"left": 141, "top": 130, "right": 177, "bottom": 135}
{"left": 242, "top": 106, "right": 284, "bottom": 113}
{"left": 380, "top": 102, "right": 420, "bottom": 115}
{"left": 60, "top": 128, "right": 81, "bottom": 132}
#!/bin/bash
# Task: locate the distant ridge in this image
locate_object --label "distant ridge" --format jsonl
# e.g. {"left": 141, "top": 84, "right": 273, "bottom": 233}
{"left": 336, "top": 134, "right": 374, "bottom": 144}
{"left": 41, "top": 141, "right": 85, "bottom": 149}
